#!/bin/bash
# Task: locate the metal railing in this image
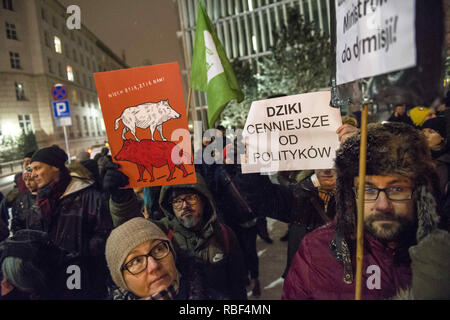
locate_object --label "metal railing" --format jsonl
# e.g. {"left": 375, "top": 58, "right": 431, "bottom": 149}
{"left": 0, "top": 159, "right": 23, "bottom": 177}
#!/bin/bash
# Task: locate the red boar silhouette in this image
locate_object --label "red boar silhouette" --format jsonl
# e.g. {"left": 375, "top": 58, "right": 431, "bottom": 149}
{"left": 115, "top": 139, "right": 191, "bottom": 182}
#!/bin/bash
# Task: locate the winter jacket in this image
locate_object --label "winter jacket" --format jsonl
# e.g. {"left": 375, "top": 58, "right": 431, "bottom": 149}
{"left": 282, "top": 178, "right": 336, "bottom": 277}
{"left": 107, "top": 253, "right": 226, "bottom": 300}
{"left": 11, "top": 191, "right": 41, "bottom": 234}
{"left": 109, "top": 174, "right": 248, "bottom": 300}
{"left": 0, "top": 217, "right": 8, "bottom": 241}
{"left": 282, "top": 223, "right": 412, "bottom": 300}
{"left": 39, "top": 176, "right": 113, "bottom": 299}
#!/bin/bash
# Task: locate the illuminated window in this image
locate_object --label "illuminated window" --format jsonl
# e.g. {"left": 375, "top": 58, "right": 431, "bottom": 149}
{"left": 15, "top": 82, "right": 25, "bottom": 100}
{"left": 71, "top": 89, "right": 78, "bottom": 105}
{"left": 18, "top": 114, "right": 33, "bottom": 133}
{"left": 67, "top": 65, "right": 74, "bottom": 81}
{"left": 54, "top": 36, "right": 62, "bottom": 54}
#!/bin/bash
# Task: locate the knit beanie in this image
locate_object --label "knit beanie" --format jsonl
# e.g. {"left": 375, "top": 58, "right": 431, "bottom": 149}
{"left": 409, "top": 106, "right": 432, "bottom": 126}
{"left": 421, "top": 116, "right": 447, "bottom": 139}
{"left": 105, "top": 217, "right": 173, "bottom": 291}
{"left": 30, "top": 145, "right": 67, "bottom": 170}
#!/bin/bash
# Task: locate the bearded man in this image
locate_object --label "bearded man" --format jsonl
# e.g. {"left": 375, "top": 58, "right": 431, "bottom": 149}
{"left": 283, "top": 122, "right": 445, "bottom": 300}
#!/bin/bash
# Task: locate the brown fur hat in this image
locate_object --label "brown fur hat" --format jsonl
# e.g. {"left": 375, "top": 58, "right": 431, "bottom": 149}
{"left": 334, "top": 122, "right": 441, "bottom": 244}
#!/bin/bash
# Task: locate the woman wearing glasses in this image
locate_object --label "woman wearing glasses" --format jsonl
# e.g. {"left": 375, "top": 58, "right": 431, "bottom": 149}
{"left": 105, "top": 217, "right": 222, "bottom": 300}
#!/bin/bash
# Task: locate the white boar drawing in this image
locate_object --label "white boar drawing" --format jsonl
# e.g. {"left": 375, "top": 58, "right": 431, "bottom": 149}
{"left": 114, "top": 100, "right": 181, "bottom": 141}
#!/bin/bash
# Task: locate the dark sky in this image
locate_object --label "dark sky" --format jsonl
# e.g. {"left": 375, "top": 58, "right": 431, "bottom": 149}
{"left": 58, "top": 0, "right": 184, "bottom": 68}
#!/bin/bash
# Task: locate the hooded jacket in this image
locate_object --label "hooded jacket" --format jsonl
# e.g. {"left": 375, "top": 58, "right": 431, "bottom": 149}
{"left": 109, "top": 173, "right": 248, "bottom": 300}
{"left": 283, "top": 122, "right": 443, "bottom": 300}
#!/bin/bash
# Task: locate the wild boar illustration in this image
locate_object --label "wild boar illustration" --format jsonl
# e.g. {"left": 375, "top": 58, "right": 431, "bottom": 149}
{"left": 114, "top": 139, "right": 191, "bottom": 182}
{"left": 114, "top": 100, "right": 181, "bottom": 141}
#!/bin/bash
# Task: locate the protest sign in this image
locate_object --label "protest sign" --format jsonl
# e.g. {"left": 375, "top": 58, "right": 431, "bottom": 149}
{"left": 94, "top": 62, "right": 196, "bottom": 188}
{"left": 241, "top": 91, "right": 342, "bottom": 174}
{"left": 335, "top": 0, "right": 416, "bottom": 85}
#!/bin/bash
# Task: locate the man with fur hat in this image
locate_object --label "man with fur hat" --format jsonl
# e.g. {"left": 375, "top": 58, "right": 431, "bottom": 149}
{"left": 29, "top": 145, "right": 113, "bottom": 299}
{"left": 103, "top": 168, "right": 247, "bottom": 299}
{"left": 283, "top": 122, "right": 447, "bottom": 300}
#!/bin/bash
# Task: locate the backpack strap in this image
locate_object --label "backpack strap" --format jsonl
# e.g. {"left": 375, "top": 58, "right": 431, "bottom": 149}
{"left": 219, "top": 223, "right": 230, "bottom": 256}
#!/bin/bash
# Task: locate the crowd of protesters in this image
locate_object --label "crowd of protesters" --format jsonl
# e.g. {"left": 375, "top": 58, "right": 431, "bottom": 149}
{"left": 0, "top": 92, "right": 449, "bottom": 300}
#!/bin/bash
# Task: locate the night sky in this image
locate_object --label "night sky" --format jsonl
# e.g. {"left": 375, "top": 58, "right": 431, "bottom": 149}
{"left": 58, "top": 0, "right": 185, "bottom": 68}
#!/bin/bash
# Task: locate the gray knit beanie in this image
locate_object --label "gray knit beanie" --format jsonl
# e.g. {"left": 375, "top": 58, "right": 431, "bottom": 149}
{"left": 105, "top": 217, "right": 172, "bottom": 291}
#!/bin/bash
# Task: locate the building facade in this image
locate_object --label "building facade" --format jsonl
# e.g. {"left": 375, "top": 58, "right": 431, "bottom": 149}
{"left": 0, "top": 0, "right": 127, "bottom": 160}
{"left": 176, "top": 0, "right": 331, "bottom": 129}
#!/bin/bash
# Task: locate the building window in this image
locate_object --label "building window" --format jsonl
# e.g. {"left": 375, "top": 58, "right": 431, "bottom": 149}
{"left": 71, "top": 89, "right": 78, "bottom": 105}
{"left": 15, "top": 82, "right": 25, "bottom": 100}
{"left": 80, "top": 54, "right": 84, "bottom": 66}
{"left": 72, "top": 49, "right": 78, "bottom": 62}
{"left": 52, "top": 16, "right": 57, "bottom": 29}
{"left": 75, "top": 115, "right": 82, "bottom": 137}
{"left": 47, "top": 57, "right": 53, "bottom": 73}
{"left": 83, "top": 74, "right": 87, "bottom": 87}
{"left": 83, "top": 116, "right": 89, "bottom": 136}
{"left": 67, "top": 65, "right": 74, "bottom": 81}
{"left": 18, "top": 114, "right": 33, "bottom": 133}
{"left": 54, "top": 36, "right": 62, "bottom": 54}
{"left": 41, "top": 7, "right": 47, "bottom": 21}
{"left": 89, "top": 117, "right": 95, "bottom": 136}
{"left": 44, "top": 30, "right": 50, "bottom": 47}
{"left": 80, "top": 92, "right": 85, "bottom": 106}
{"left": 58, "top": 62, "right": 63, "bottom": 77}
{"left": 3, "top": 0, "right": 13, "bottom": 11}
{"left": 5, "top": 22, "right": 17, "bottom": 40}
{"left": 9, "top": 52, "right": 21, "bottom": 69}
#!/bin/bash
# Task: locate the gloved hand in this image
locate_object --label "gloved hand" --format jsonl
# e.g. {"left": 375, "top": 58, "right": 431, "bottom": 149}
{"left": 102, "top": 162, "right": 133, "bottom": 203}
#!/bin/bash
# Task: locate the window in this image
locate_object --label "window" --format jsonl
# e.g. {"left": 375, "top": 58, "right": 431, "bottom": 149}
{"left": 75, "top": 115, "right": 82, "bottom": 137}
{"left": 5, "top": 22, "right": 17, "bottom": 40}
{"left": 83, "top": 74, "right": 87, "bottom": 87}
{"left": 15, "top": 82, "right": 25, "bottom": 100}
{"left": 96, "top": 117, "right": 101, "bottom": 136}
{"left": 58, "top": 62, "right": 63, "bottom": 77}
{"left": 3, "top": 0, "right": 13, "bottom": 11}
{"left": 9, "top": 52, "right": 21, "bottom": 69}
{"left": 52, "top": 16, "right": 57, "bottom": 29}
{"left": 44, "top": 30, "right": 50, "bottom": 47}
{"left": 54, "top": 36, "right": 62, "bottom": 54}
{"left": 47, "top": 57, "right": 53, "bottom": 73}
{"left": 18, "top": 114, "right": 33, "bottom": 133}
{"left": 67, "top": 65, "right": 74, "bottom": 81}
{"left": 80, "top": 92, "right": 85, "bottom": 106}
{"left": 80, "top": 53, "right": 84, "bottom": 66}
{"left": 71, "top": 89, "right": 78, "bottom": 105}
{"left": 41, "top": 7, "right": 47, "bottom": 21}
{"left": 72, "top": 49, "right": 77, "bottom": 62}
{"left": 89, "top": 117, "right": 95, "bottom": 136}
{"left": 83, "top": 116, "right": 89, "bottom": 136}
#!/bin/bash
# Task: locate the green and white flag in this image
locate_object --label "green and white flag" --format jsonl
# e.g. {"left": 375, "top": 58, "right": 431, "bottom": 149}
{"left": 190, "top": 1, "right": 244, "bottom": 128}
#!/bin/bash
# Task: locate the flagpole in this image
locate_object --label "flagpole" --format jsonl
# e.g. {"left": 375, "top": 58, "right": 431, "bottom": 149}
{"left": 355, "top": 103, "right": 368, "bottom": 300}
{"left": 186, "top": 87, "right": 192, "bottom": 122}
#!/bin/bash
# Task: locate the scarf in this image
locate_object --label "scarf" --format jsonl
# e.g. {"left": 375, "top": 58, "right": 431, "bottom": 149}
{"left": 36, "top": 169, "right": 72, "bottom": 221}
{"left": 140, "top": 274, "right": 180, "bottom": 300}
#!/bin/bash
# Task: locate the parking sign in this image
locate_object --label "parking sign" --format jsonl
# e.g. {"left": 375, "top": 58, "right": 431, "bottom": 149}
{"left": 52, "top": 100, "right": 72, "bottom": 127}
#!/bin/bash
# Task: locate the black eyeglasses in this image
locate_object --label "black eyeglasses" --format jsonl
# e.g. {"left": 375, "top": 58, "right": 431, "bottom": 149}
{"left": 355, "top": 186, "right": 413, "bottom": 201}
{"left": 121, "top": 241, "right": 170, "bottom": 275}
{"left": 171, "top": 194, "right": 199, "bottom": 209}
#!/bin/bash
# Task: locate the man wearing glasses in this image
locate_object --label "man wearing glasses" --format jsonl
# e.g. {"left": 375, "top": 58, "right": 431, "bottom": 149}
{"left": 283, "top": 122, "right": 448, "bottom": 300}
{"left": 105, "top": 172, "right": 247, "bottom": 300}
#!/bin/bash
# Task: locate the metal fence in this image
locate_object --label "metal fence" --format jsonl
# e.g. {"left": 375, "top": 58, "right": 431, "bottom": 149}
{"left": 0, "top": 159, "right": 23, "bottom": 177}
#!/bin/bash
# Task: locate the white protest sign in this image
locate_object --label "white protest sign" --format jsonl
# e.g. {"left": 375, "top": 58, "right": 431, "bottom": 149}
{"left": 336, "top": 0, "right": 416, "bottom": 85}
{"left": 241, "top": 91, "right": 342, "bottom": 174}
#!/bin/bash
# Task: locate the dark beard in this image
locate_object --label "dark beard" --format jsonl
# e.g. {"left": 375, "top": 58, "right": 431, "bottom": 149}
{"left": 365, "top": 212, "right": 417, "bottom": 242}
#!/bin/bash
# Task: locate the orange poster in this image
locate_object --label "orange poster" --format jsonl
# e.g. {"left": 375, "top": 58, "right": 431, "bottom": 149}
{"left": 94, "top": 62, "right": 196, "bottom": 188}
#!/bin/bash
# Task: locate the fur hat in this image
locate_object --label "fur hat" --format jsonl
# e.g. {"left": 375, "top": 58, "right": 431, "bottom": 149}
{"left": 334, "top": 122, "right": 441, "bottom": 243}
{"left": 332, "top": 122, "right": 441, "bottom": 284}
{"left": 105, "top": 218, "right": 174, "bottom": 291}
{"left": 409, "top": 106, "right": 432, "bottom": 126}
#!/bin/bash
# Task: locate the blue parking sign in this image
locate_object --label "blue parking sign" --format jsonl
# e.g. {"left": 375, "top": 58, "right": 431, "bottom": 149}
{"left": 52, "top": 100, "right": 71, "bottom": 118}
